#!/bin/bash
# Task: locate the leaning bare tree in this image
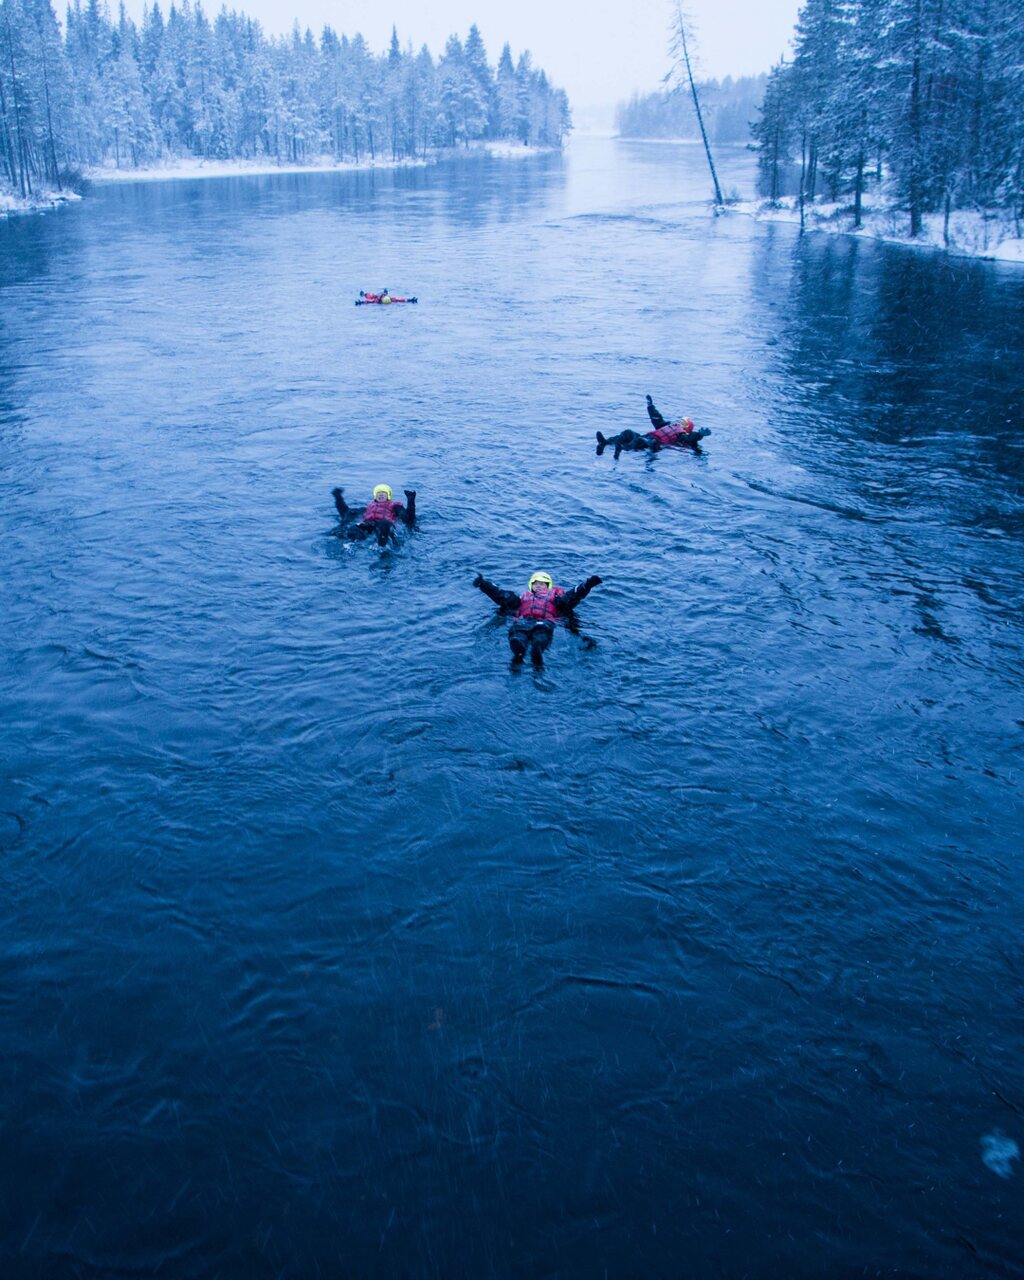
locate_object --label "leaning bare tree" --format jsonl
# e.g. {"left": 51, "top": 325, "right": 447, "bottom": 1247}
{"left": 667, "top": 5, "right": 723, "bottom": 208}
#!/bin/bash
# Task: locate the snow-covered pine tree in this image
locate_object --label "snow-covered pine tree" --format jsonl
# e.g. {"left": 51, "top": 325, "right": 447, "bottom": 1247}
{"left": 751, "top": 0, "right": 1023, "bottom": 236}
{"left": 463, "top": 24, "right": 494, "bottom": 137}
{"left": 495, "top": 42, "right": 515, "bottom": 140}
{"left": 0, "top": 0, "right": 36, "bottom": 193}
{"left": 1, "top": 4, "right": 570, "bottom": 189}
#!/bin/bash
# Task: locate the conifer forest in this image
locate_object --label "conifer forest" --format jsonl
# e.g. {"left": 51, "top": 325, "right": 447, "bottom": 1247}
{"left": 751, "top": 0, "right": 1024, "bottom": 233}
{"left": 0, "top": 0, "right": 571, "bottom": 197}
{"left": 616, "top": 75, "right": 768, "bottom": 147}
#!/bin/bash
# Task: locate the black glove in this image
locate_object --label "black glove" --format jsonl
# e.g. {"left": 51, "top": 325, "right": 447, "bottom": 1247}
{"left": 404, "top": 489, "right": 416, "bottom": 500}
{"left": 473, "top": 573, "right": 484, "bottom": 589}
{"left": 645, "top": 394, "right": 653, "bottom": 405}
{"left": 586, "top": 575, "right": 603, "bottom": 589}
{"left": 331, "top": 486, "right": 343, "bottom": 499}
{"left": 410, "top": 297, "right": 418, "bottom": 303}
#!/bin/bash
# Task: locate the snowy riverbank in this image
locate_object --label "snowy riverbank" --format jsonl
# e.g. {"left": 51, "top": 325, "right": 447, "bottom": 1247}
{"left": 728, "top": 194, "right": 1024, "bottom": 265}
{"left": 1, "top": 143, "right": 554, "bottom": 216}
{"left": 0, "top": 186, "right": 82, "bottom": 218}
{"left": 86, "top": 154, "right": 427, "bottom": 184}
{"left": 85, "top": 141, "right": 553, "bottom": 186}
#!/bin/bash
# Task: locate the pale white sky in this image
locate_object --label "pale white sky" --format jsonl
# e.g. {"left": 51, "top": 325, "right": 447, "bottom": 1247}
{"left": 181, "top": 0, "right": 802, "bottom": 109}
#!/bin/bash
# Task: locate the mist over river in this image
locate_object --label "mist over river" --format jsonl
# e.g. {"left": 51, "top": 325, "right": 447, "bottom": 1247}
{"left": 1, "top": 137, "right": 1022, "bottom": 1277}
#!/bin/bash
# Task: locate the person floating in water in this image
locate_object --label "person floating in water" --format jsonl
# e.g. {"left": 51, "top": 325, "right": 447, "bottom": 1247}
{"left": 356, "top": 289, "right": 418, "bottom": 305}
{"left": 473, "top": 570, "right": 602, "bottom": 667}
{"left": 332, "top": 484, "right": 417, "bottom": 546}
{"left": 597, "top": 394, "right": 710, "bottom": 458}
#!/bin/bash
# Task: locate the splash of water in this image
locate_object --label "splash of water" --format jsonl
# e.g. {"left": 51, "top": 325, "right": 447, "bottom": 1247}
{"left": 981, "top": 1132, "right": 1020, "bottom": 1179}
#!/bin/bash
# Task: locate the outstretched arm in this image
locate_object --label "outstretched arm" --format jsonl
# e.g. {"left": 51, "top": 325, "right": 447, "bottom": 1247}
{"left": 473, "top": 574, "right": 520, "bottom": 610}
{"left": 332, "top": 487, "right": 353, "bottom": 519}
{"left": 646, "top": 394, "right": 667, "bottom": 429}
{"left": 558, "top": 575, "right": 603, "bottom": 612}
{"left": 402, "top": 490, "right": 417, "bottom": 527}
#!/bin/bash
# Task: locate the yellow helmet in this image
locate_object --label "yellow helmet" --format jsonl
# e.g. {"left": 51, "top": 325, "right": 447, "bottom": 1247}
{"left": 373, "top": 484, "right": 393, "bottom": 500}
{"left": 528, "top": 572, "right": 553, "bottom": 591}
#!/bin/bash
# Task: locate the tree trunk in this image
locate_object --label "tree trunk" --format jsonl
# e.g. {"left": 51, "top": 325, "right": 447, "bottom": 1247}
{"left": 0, "top": 60, "right": 19, "bottom": 186}
{"left": 41, "top": 57, "right": 62, "bottom": 189}
{"left": 854, "top": 151, "right": 864, "bottom": 228}
{"left": 799, "top": 129, "right": 806, "bottom": 232}
{"left": 908, "top": 0, "right": 923, "bottom": 237}
{"left": 2, "top": 7, "right": 28, "bottom": 196}
{"left": 969, "top": 2, "right": 988, "bottom": 206}
{"left": 675, "top": 6, "right": 723, "bottom": 207}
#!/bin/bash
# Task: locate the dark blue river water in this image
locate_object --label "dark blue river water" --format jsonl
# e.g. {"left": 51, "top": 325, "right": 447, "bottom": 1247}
{"left": 1, "top": 138, "right": 1023, "bottom": 1278}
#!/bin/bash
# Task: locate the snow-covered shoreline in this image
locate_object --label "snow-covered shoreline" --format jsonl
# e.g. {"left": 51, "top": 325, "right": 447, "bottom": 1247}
{"left": 86, "top": 153, "right": 427, "bottom": 185}
{"left": 0, "top": 187, "right": 82, "bottom": 218}
{"left": 727, "top": 194, "right": 1024, "bottom": 265}
{"left": 85, "top": 141, "right": 553, "bottom": 186}
{"left": 0, "top": 141, "right": 554, "bottom": 216}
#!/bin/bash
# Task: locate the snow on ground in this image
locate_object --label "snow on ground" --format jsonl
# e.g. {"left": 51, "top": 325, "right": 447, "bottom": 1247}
{"left": 463, "top": 140, "right": 552, "bottom": 159}
{"left": 0, "top": 186, "right": 81, "bottom": 217}
{"left": 990, "top": 237, "right": 1024, "bottom": 264}
{"left": 726, "top": 194, "right": 1024, "bottom": 264}
{"left": 87, "top": 154, "right": 427, "bottom": 183}
{"left": 1, "top": 143, "right": 556, "bottom": 217}
{"left": 86, "top": 142, "right": 551, "bottom": 185}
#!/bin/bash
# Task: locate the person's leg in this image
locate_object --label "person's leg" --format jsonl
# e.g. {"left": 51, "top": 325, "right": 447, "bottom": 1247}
{"left": 646, "top": 395, "right": 668, "bottom": 429}
{"left": 353, "top": 519, "right": 393, "bottom": 543}
{"left": 600, "top": 428, "right": 641, "bottom": 450}
{"left": 529, "top": 623, "right": 554, "bottom": 667}
{"left": 612, "top": 429, "right": 650, "bottom": 459}
{"left": 508, "top": 623, "right": 529, "bottom": 664}
{"left": 332, "top": 487, "right": 353, "bottom": 519}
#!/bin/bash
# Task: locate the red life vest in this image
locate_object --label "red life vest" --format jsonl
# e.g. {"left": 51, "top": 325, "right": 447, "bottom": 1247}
{"left": 363, "top": 292, "right": 382, "bottom": 303}
{"left": 651, "top": 418, "right": 696, "bottom": 446}
{"left": 361, "top": 497, "right": 401, "bottom": 524}
{"left": 516, "top": 586, "right": 565, "bottom": 622}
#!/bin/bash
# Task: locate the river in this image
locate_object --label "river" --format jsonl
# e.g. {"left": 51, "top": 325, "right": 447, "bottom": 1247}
{"left": 1, "top": 137, "right": 1022, "bottom": 1278}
